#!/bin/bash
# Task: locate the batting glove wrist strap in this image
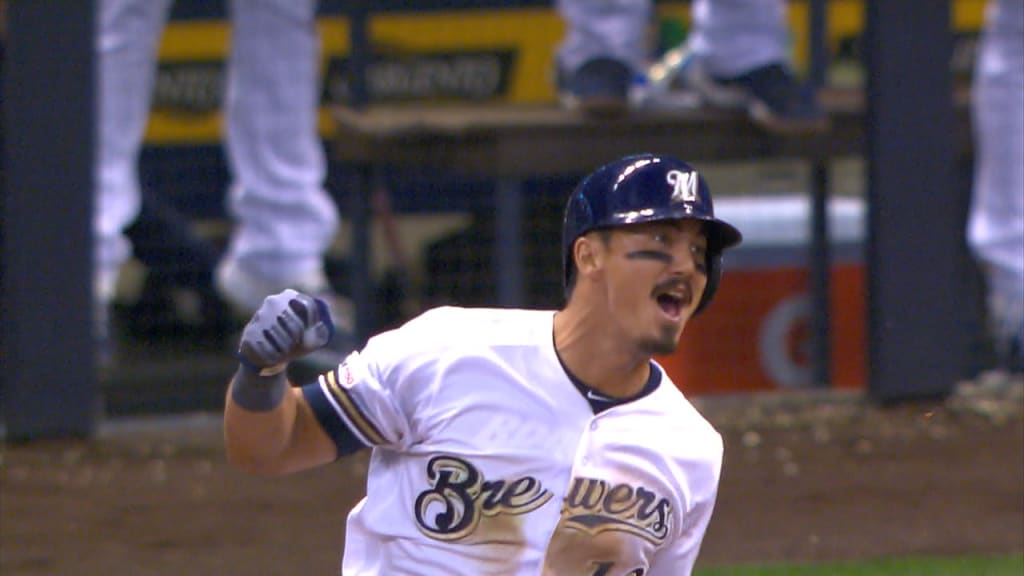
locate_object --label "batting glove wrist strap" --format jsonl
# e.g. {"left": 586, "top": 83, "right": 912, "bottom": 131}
{"left": 231, "top": 364, "right": 288, "bottom": 412}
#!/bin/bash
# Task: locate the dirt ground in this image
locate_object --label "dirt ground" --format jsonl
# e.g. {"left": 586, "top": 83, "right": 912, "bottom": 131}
{"left": 2, "top": 379, "right": 1022, "bottom": 576}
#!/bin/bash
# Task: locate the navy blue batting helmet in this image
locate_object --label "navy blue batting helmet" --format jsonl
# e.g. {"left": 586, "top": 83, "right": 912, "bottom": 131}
{"left": 562, "top": 153, "right": 742, "bottom": 314}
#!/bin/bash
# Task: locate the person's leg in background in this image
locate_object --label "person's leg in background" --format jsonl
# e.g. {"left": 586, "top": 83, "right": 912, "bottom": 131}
{"left": 685, "top": 0, "right": 787, "bottom": 79}
{"left": 967, "top": 0, "right": 1024, "bottom": 373}
{"left": 554, "top": 0, "right": 650, "bottom": 115}
{"left": 123, "top": 187, "right": 234, "bottom": 342}
{"left": 217, "top": 0, "right": 353, "bottom": 376}
{"left": 94, "top": 0, "right": 175, "bottom": 363}
{"left": 554, "top": 0, "right": 825, "bottom": 132}
{"left": 682, "top": 0, "right": 826, "bottom": 133}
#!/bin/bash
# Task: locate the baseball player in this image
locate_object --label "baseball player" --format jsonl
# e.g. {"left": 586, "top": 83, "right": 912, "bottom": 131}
{"left": 224, "top": 153, "right": 742, "bottom": 575}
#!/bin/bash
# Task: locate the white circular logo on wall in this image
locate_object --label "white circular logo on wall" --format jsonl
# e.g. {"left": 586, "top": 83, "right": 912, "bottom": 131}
{"left": 758, "top": 294, "right": 812, "bottom": 389}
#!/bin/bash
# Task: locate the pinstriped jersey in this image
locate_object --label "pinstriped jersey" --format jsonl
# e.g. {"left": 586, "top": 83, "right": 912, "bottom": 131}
{"left": 302, "top": 306, "right": 722, "bottom": 576}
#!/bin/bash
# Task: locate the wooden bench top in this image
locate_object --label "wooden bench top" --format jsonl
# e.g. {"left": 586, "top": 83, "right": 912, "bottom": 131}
{"left": 330, "top": 89, "right": 971, "bottom": 178}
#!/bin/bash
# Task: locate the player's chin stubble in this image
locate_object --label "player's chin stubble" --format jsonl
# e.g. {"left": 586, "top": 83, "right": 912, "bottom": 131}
{"left": 638, "top": 325, "right": 682, "bottom": 357}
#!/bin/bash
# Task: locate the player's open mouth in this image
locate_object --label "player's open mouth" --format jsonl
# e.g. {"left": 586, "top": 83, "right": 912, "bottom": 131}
{"left": 653, "top": 285, "right": 690, "bottom": 321}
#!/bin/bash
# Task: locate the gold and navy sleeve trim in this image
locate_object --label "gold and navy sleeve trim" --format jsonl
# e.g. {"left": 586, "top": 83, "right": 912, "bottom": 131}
{"left": 321, "top": 367, "right": 388, "bottom": 447}
{"left": 300, "top": 382, "right": 366, "bottom": 458}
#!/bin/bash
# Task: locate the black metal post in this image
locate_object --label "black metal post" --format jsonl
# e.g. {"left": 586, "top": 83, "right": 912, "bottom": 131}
{"left": 808, "top": 0, "right": 829, "bottom": 87}
{"left": 809, "top": 162, "right": 832, "bottom": 387}
{"left": 864, "top": 1, "right": 963, "bottom": 401}
{"left": 2, "top": 0, "right": 99, "bottom": 439}
{"left": 347, "top": 0, "right": 370, "bottom": 109}
{"left": 808, "top": 0, "right": 832, "bottom": 388}
{"left": 349, "top": 166, "right": 374, "bottom": 344}
{"left": 344, "top": 0, "right": 372, "bottom": 340}
{"left": 495, "top": 179, "right": 525, "bottom": 307}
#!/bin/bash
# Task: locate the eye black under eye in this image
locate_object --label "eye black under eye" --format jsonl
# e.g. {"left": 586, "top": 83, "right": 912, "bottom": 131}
{"left": 626, "top": 249, "right": 673, "bottom": 263}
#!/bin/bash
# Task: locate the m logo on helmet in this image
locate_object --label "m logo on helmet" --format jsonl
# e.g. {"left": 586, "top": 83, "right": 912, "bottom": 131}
{"left": 666, "top": 170, "right": 699, "bottom": 204}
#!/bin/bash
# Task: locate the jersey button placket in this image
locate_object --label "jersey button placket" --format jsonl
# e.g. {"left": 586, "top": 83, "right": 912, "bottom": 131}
{"left": 577, "top": 416, "right": 598, "bottom": 467}
{"left": 581, "top": 419, "right": 600, "bottom": 465}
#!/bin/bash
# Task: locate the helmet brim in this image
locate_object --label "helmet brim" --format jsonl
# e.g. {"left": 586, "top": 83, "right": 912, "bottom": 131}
{"left": 602, "top": 208, "right": 743, "bottom": 253}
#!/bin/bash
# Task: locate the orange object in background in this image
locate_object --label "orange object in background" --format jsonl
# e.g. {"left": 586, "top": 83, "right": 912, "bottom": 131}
{"left": 659, "top": 263, "right": 866, "bottom": 395}
{"left": 655, "top": 194, "right": 869, "bottom": 396}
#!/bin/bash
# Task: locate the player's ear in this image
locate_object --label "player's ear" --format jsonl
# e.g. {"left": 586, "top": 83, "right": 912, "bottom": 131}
{"left": 574, "top": 233, "right": 603, "bottom": 281}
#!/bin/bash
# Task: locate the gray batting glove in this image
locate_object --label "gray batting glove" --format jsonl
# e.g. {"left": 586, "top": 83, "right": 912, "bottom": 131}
{"left": 237, "top": 289, "right": 335, "bottom": 376}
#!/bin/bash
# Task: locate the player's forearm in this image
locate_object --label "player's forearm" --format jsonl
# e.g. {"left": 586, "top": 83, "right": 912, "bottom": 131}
{"left": 223, "top": 369, "right": 300, "bottom": 476}
{"left": 223, "top": 290, "right": 340, "bottom": 475}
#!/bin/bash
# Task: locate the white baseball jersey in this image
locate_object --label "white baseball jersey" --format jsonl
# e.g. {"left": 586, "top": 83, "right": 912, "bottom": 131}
{"left": 302, "top": 307, "right": 722, "bottom": 576}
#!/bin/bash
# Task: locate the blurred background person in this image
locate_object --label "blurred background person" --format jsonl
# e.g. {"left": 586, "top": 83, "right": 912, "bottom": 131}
{"left": 95, "top": 0, "right": 353, "bottom": 371}
{"left": 967, "top": 0, "right": 1024, "bottom": 374}
{"left": 555, "top": 0, "right": 826, "bottom": 133}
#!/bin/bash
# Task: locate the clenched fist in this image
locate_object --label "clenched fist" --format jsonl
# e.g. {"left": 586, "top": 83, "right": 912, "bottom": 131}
{"left": 237, "top": 289, "right": 335, "bottom": 376}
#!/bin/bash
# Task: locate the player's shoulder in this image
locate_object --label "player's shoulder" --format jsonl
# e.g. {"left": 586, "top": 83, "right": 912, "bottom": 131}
{"left": 648, "top": 365, "right": 722, "bottom": 444}
{"left": 368, "top": 305, "right": 554, "bottom": 352}
{"left": 402, "top": 305, "right": 553, "bottom": 340}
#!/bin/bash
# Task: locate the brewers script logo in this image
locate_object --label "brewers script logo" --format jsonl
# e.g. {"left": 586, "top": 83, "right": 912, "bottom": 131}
{"left": 666, "top": 169, "right": 699, "bottom": 204}
{"left": 560, "top": 477, "right": 672, "bottom": 545}
{"left": 414, "top": 455, "right": 552, "bottom": 541}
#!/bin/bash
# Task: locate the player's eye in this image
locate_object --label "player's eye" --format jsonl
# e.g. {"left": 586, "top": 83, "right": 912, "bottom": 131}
{"left": 691, "top": 243, "right": 708, "bottom": 273}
